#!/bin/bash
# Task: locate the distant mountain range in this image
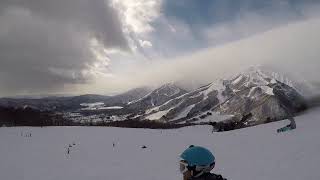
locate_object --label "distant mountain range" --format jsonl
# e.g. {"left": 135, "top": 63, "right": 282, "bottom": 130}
{"left": 0, "top": 67, "right": 311, "bottom": 129}
{"left": 134, "top": 67, "right": 307, "bottom": 126}
{"left": 0, "top": 87, "right": 152, "bottom": 111}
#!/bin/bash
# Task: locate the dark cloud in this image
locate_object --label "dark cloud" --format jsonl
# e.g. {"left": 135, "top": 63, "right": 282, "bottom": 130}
{"left": 0, "top": 0, "right": 128, "bottom": 49}
{"left": 0, "top": 0, "right": 128, "bottom": 95}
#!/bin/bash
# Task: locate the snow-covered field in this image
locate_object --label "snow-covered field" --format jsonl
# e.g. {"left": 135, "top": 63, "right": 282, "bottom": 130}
{"left": 1, "top": 108, "right": 320, "bottom": 180}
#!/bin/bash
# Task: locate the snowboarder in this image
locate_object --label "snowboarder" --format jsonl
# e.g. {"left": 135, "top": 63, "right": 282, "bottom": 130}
{"left": 179, "top": 145, "right": 226, "bottom": 180}
{"left": 277, "top": 117, "right": 296, "bottom": 133}
{"left": 289, "top": 117, "right": 296, "bottom": 129}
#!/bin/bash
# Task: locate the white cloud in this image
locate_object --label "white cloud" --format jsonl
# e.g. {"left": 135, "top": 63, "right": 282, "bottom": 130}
{"left": 112, "top": 0, "right": 162, "bottom": 34}
{"left": 139, "top": 40, "right": 153, "bottom": 48}
{"left": 89, "top": 17, "right": 320, "bottom": 95}
{"left": 106, "top": 0, "right": 163, "bottom": 69}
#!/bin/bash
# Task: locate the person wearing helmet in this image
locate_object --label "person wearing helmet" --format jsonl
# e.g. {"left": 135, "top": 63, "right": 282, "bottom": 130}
{"left": 179, "top": 145, "right": 226, "bottom": 180}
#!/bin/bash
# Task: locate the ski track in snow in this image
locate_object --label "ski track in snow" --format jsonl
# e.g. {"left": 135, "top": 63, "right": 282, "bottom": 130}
{"left": 1, "top": 108, "right": 320, "bottom": 180}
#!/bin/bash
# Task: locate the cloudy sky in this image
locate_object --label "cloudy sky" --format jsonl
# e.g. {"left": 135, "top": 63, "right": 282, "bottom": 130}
{"left": 0, "top": 0, "right": 320, "bottom": 97}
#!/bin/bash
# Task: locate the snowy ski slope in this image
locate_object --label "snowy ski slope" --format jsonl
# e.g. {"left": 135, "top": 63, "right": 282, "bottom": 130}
{"left": 0, "top": 108, "right": 320, "bottom": 180}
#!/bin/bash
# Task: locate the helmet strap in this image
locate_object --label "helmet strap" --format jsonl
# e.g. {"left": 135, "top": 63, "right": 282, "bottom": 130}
{"left": 193, "top": 171, "right": 204, "bottom": 178}
{"left": 190, "top": 169, "right": 204, "bottom": 178}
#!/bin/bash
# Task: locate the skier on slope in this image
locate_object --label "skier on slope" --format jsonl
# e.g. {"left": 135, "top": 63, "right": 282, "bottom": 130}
{"left": 179, "top": 145, "right": 226, "bottom": 180}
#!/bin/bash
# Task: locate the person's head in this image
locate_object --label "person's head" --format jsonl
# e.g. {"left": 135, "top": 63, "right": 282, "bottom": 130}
{"left": 179, "top": 145, "right": 215, "bottom": 180}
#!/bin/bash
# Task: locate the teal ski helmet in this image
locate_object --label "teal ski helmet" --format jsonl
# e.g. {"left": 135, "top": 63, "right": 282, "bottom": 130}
{"left": 180, "top": 145, "right": 215, "bottom": 167}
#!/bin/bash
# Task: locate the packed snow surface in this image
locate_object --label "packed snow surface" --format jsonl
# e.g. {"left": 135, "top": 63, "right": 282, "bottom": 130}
{"left": 197, "top": 112, "right": 233, "bottom": 123}
{"left": 260, "top": 86, "right": 274, "bottom": 95}
{"left": 171, "top": 105, "right": 195, "bottom": 121}
{"left": 80, "top": 102, "right": 123, "bottom": 111}
{"left": 232, "top": 75, "right": 244, "bottom": 85}
{"left": 99, "top": 106, "right": 123, "bottom": 110}
{"left": 145, "top": 108, "right": 172, "bottom": 120}
{"left": 1, "top": 108, "right": 320, "bottom": 180}
{"left": 80, "top": 102, "right": 107, "bottom": 110}
{"left": 80, "top": 102, "right": 104, "bottom": 107}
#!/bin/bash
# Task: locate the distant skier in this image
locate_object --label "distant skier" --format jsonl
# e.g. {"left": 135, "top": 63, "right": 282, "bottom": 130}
{"left": 179, "top": 145, "right": 226, "bottom": 180}
{"left": 209, "top": 122, "right": 217, "bottom": 133}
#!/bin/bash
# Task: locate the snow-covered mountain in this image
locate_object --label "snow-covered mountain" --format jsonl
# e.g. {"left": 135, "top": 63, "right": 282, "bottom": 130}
{"left": 112, "top": 87, "right": 152, "bottom": 104}
{"left": 0, "top": 67, "right": 309, "bottom": 128}
{"left": 244, "top": 65, "right": 317, "bottom": 96}
{"left": 142, "top": 82, "right": 223, "bottom": 121}
{"left": 215, "top": 67, "right": 307, "bottom": 124}
{"left": 140, "top": 67, "right": 307, "bottom": 126}
{"left": 126, "top": 83, "right": 188, "bottom": 113}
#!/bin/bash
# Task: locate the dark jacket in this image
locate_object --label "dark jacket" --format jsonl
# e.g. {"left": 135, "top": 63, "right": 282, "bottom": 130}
{"left": 190, "top": 173, "right": 226, "bottom": 180}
